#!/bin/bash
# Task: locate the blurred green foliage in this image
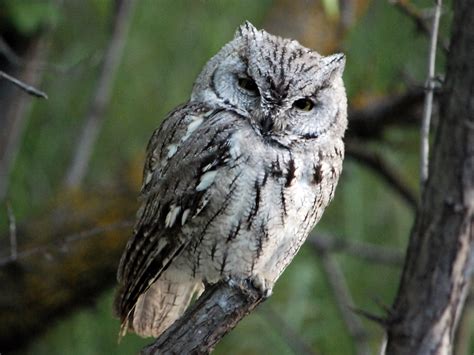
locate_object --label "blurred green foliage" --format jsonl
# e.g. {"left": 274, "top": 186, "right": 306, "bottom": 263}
{"left": 3, "top": 0, "right": 469, "bottom": 354}
{"left": 2, "top": 0, "right": 60, "bottom": 34}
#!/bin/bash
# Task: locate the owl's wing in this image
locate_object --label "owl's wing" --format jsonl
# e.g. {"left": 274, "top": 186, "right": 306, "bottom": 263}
{"left": 114, "top": 102, "right": 234, "bottom": 329}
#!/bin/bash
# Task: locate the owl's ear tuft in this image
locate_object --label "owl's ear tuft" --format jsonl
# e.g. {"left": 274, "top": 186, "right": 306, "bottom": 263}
{"left": 322, "top": 53, "right": 346, "bottom": 79}
{"left": 235, "top": 21, "right": 259, "bottom": 39}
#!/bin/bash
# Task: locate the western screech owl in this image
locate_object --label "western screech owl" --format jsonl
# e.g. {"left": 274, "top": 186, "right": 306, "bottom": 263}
{"left": 115, "top": 21, "right": 347, "bottom": 338}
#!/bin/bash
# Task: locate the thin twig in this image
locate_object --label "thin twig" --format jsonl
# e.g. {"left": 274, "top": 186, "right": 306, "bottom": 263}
{"left": 311, "top": 244, "right": 371, "bottom": 355}
{"left": 0, "top": 70, "right": 48, "bottom": 99}
{"left": 260, "top": 305, "right": 318, "bottom": 355}
{"left": 346, "top": 144, "right": 418, "bottom": 210}
{"left": 309, "top": 234, "right": 404, "bottom": 267}
{"left": 420, "top": 0, "right": 442, "bottom": 189}
{"left": 6, "top": 202, "right": 17, "bottom": 261}
{"left": 0, "top": 222, "right": 403, "bottom": 270}
{"left": 0, "top": 35, "right": 97, "bottom": 74}
{"left": 390, "top": 0, "right": 449, "bottom": 53}
{"left": 0, "top": 37, "right": 23, "bottom": 66}
{"left": 64, "top": 0, "right": 136, "bottom": 187}
{"left": 351, "top": 307, "right": 388, "bottom": 328}
{"left": 347, "top": 88, "right": 425, "bottom": 140}
{"left": 0, "top": 220, "right": 133, "bottom": 266}
{"left": 0, "top": 34, "right": 50, "bottom": 202}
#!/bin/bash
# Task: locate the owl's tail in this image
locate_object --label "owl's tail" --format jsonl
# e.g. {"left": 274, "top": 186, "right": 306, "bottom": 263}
{"left": 117, "top": 272, "right": 203, "bottom": 339}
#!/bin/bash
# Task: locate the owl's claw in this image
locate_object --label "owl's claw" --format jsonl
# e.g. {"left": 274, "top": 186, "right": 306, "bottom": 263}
{"left": 225, "top": 275, "right": 273, "bottom": 299}
{"left": 249, "top": 274, "right": 273, "bottom": 298}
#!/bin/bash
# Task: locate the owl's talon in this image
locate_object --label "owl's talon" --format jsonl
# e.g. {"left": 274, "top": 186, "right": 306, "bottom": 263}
{"left": 249, "top": 275, "right": 273, "bottom": 299}
{"left": 224, "top": 275, "right": 271, "bottom": 299}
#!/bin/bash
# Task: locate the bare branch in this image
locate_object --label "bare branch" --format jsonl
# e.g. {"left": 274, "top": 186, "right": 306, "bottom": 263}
{"left": 261, "top": 306, "right": 318, "bottom": 355}
{"left": 0, "top": 200, "right": 135, "bottom": 353}
{"left": 141, "top": 280, "right": 265, "bottom": 355}
{"left": 0, "top": 34, "right": 50, "bottom": 201}
{"left": 390, "top": 0, "right": 449, "bottom": 53}
{"left": 347, "top": 88, "right": 424, "bottom": 140}
{"left": 309, "top": 234, "right": 404, "bottom": 266}
{"left": 0, "top": 70, "right": 48, "bottom": 99}
{"left": 64, "top": 0, "right": 136, "bottom": 187}
{"left": 6, "top": 202, "right": 17, "bottom": 261}
{"left": 0, "top": 220, "right": 133, "bottom": 267}
{"left": 0, "top": 35, "right": 95, "bottom": 74}
{"left": 350, "top": 307, "right": 389, "bottom": 328}
{"left": 420, "top": 0, "right": 442, "bottom": 188}
{"left": 310, "top": 243, "right": 371, "bottom": 355}
{"left": 346, "top": 144, "right": 418, "bottom": 210}
{"left": 0, "top": 36, "right": 23, "bottom": 66}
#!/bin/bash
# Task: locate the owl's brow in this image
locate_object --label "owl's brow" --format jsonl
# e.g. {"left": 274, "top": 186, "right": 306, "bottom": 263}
{"left": 278, "top": 45, "right": 287, "bottom": 82}
{"left": 266, "top": 77, "right": 290, "bottom": 103}
{"left": 238, "top": 53, "right": 248, "bottom": 66}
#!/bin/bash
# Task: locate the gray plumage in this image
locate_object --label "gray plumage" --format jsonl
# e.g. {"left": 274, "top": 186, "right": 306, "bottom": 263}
{"left": 114, "top": 21, "right": 347, "bottom": 338}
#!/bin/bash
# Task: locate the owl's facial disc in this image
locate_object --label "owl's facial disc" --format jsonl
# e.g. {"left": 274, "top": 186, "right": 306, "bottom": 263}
{"left": 191, "top": 22, "right": 346, "bottom": 143}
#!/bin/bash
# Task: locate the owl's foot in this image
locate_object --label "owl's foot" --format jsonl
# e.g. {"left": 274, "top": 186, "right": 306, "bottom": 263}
{"left": 249, "top": 274, "right": 273, "bottom": 298}
{"left": 225, "top": 275, "right": 273, "bottom": 299}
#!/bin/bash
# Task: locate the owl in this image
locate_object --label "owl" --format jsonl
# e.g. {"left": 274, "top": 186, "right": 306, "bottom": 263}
{"left": 114, "top": 21, "right": 347, "bottom": 338}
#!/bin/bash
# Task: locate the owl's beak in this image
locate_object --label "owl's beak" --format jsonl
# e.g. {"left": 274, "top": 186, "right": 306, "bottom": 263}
{"left": 260, "top": 115, "right": 273, "bottom": 135}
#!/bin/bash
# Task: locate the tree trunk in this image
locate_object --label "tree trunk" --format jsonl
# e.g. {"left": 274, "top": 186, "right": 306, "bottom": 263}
{"left": 385, "top": 0, "right": 474, "bottom": 353}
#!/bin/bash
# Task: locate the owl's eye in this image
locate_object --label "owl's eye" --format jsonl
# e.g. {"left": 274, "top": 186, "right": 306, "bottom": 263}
{"left": 238, "top": 77, "right": 259, "bottom": 95}
{"left": 293, "top": 98, "right": 315, "bottom": 111}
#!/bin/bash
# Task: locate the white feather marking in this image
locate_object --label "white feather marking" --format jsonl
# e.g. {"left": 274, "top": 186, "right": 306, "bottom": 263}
{"left": 166, "top": 144, "right": 178, "bottom": 158}
{"left": 194, "top": 195, "right": 210, "bottom": 216}
{"left": 165, "top": 205, "right": 181, "bottom": 228}
{"left": 181, "top": 208, "right": 191, "bottom": 225}
{"left": 202, "top": 163, "right": 213, "bottom": 172}
{"left": 196, "top": 171, "right": 217, "bottom": 191}
{"left": 182, "top": 116, "right": 204, "bottom": 142}
{"left": 156, "top": 238, "right": 167, "bottom": 253}
{"left": 144, "top": 171, "right": 153, "bottom": 185}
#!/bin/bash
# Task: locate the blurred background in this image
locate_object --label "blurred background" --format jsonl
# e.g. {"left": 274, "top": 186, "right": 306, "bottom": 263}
{"left": 0, "top": 0, "right": 471, "bottom": 354}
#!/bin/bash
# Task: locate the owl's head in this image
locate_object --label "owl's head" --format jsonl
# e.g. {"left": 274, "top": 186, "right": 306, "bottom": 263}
{"left": 191, "top": 21, "right": 347, "bottom": 145}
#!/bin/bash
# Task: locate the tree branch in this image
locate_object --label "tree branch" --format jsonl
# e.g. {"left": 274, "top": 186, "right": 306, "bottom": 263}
{"left": 420, "top": 0, "right": 442, "bottom": 188}
{"left": 0, "top": 189, "right": 137, "bottom": 352}
{"left": 309, "top": 234, "right": 404, "bottom": 266}
{"left": 386, "top": 0, "right": 474, "bottom": 352}
{"left": 260, "top": 305, "right": 318, "bottom": 355}
{"left": 0, "top": 32, "right": 50, "bottom": 201}
{"left": 346, "top": 144, "right": 418, "bottom": 210}
{"left": 0, "top": 220, "right": 133, "bottom": 267}
{"left": 64, "top": 0, "right": 136, "bottom": 188}
{"left": 347, "top": 88, "right": 424, "bottom": 140}
{"left": 390, "top": 0, "right": 449, "bottom": 53}
{"left": 140, "top": 232, "right": 404, "bottom": 353}
{"left": 141, "top": 280, "right": 266, "bottom": 355}
{"left": 0, "top": 70, "right": 48, "bottom": 99}
{"left": 6, "top": 202, "right": 17, "bottom": 261}
{"left": 311, "top": 243, "right": 371, "bottom": 355}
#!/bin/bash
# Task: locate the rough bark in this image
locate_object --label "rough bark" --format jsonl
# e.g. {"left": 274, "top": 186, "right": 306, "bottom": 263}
{"left": 141, "top": 280, "right": 265, "bottom": 355}
{"left": 385, "top": 0, "right": 474, "bottom": 353}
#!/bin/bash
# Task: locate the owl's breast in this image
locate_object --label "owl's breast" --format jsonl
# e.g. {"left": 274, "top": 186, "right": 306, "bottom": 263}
{"left": 180, "top": 122, "right": 344, "bottom": 284}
